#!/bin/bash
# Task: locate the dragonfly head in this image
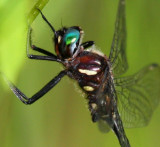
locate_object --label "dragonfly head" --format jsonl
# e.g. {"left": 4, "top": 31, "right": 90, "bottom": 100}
{"left": 54, "top": 26, "right": 84, "bottom": 60}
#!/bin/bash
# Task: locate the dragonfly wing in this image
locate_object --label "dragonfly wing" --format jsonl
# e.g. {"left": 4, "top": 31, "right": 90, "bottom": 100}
{"left": 109, "top": 0, "right": 128, "bottom": 77}
{"left": 94, "top": 64, "right": 130, "bottom": 146}
{"left": 114, "top": 64, "right": 160, "bottom": 128}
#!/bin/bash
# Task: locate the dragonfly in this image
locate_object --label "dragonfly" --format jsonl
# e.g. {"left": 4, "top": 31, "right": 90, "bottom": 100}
{"left": 4, "top": 0, "right": 160, "bottom": 146}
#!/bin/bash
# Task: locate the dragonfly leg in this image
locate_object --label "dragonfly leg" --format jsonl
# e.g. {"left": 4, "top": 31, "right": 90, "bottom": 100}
{"left": 4, "top": 70, "right": 67, "bottom": 104}
{"left": 37, "top": 8, "right": 56, "bottom": 34}
{"left": 81, "top": 41, "right": 95, "bottom": 49}
{"left": 27, "top": 27, "right": 60, "bottom": 62}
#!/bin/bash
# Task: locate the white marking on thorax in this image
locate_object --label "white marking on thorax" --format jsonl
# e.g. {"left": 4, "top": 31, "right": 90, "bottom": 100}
{"left": 58, "top": 36, "right": 61, "bottom": 43}
{"left": 94, "top": 60, "right": 101, "bottom": 65}
{"left": 78, "top": 69, "right": 97, "bottom": 75}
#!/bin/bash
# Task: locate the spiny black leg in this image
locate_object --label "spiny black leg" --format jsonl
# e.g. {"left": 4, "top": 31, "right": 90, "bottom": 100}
{"left": 31, "top": 45, "right": 56, "bottom": 57}
{"left": 28, "top": 27, "right": 56, "bottom": 57}
{"left": 4, "top": 70, "right": 67, "bottom": 104}
{"left": 81, "top": 41, "right": 95, "bottom": 49}
{"left": 37, "top": 8, "right": 57, "bottom": 35}
{"left": 27, "top": 27, "right": 61, "bottom": 62}
{"left": 27, "top": 9, "right": 58, "bottom": 61}
{"left": 27, "top": 54, "right": 60, "bottom": 61}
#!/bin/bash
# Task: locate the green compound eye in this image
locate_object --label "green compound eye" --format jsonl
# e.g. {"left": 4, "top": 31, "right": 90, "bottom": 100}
{"left": 64, "top": 29, "right": 80, "bottom": 45}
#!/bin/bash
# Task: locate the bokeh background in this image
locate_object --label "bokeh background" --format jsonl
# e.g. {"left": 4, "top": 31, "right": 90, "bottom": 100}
{"left": 0, "top": 0, "right": 160, "bottom": 147}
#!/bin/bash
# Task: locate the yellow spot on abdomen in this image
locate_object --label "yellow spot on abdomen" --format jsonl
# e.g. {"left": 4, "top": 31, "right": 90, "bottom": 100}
{"left": 91, "top": 103, "right": 97, "bottom": 110}
{"left": 83, "top": 86, "right": 94, "bottom": 91}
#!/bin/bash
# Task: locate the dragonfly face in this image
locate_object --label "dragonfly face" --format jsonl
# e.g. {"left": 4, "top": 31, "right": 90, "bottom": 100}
{"left": 54, "top": 26, "right": 83, "bottom": 59}
{"left": 3, "top": 0, "right": 160, "bottom": 147}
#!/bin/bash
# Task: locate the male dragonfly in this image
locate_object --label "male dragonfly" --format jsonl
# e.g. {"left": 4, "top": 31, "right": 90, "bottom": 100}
{"left": 4, "top": 0, "right": 160, "bottom": 146}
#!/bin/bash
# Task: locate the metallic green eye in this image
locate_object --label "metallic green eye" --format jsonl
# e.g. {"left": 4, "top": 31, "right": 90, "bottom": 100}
{"left": 64, "top": 29, "right": 80, "bottom": 45}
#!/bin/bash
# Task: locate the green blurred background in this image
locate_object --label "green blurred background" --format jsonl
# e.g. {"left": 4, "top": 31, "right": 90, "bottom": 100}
{"left": 0, "top": 0, "right": 160, "bottom": 147}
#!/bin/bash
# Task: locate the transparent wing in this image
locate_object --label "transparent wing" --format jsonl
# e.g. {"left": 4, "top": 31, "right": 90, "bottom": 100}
{"left": 114, "top": 64, "right": 160, "bottom": 128}
{"left": 95, "top": 66, "right": 130, "bottom": 144}
{"left": 109, "top": 0, "right": 128, "bottom": 77}
{"left": 95, "top": 0, "right": 127, "bottom": 133}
